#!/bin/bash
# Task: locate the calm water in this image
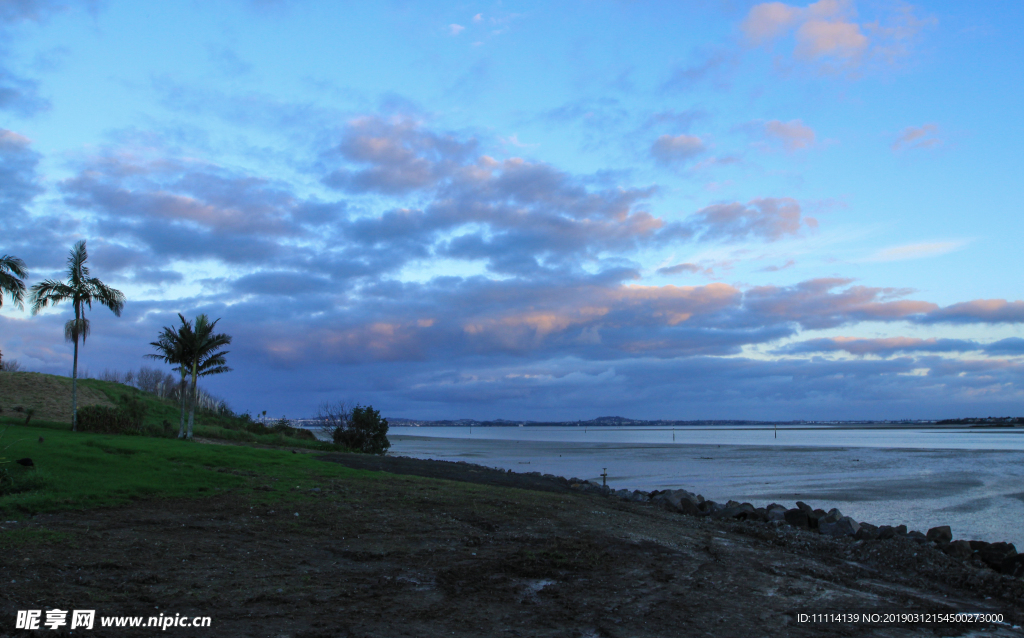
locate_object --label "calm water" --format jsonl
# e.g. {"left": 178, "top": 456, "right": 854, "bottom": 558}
{"left": 387, "top": 425, "right": 1024, "bottom": 548}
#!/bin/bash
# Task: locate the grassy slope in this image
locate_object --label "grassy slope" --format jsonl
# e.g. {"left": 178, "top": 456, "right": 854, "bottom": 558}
{"left": 0, "top": 371, "right": 334, "bottom": 450}
{"left": 0, "top": 371, "right": 115, "bottom": 422}
{"left": 0, "top": 424, "right": 370, "bottom": 517}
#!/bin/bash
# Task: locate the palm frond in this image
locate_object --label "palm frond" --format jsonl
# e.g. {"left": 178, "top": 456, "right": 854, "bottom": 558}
{"left": 87, "top": 277, "right": 126, "bottom": 316}
{"left": 29, "top": 279, "right": 75, "bottom": 314}
{"left": 64, "top": 317, "right": 90, "bottom": 343}
{"left": 0, "top": 255, "right": 28, "bottom": 279}
{"left": 0, "top": 271, "right": 26, "bottom": 310}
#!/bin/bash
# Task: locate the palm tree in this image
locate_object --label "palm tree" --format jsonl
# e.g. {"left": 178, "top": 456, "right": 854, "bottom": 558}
{"left": 0, "top": 254, "right": 28, "bottom": 310}
{"left": 145, "top": 314, "right": 193, "bottom": 439}
{"left": 182, "top": 314, "right": 231, "bottom": 440}
{"left": 29, "top": 241, "right": 125, "bottom": 431}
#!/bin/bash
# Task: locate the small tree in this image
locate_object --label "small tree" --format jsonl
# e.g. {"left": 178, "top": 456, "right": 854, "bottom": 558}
{"left": 183, "top": 314, "right": 231, "bottom": 440}
{"left": 146, "top": 315, "right": 192, "bottom": 438}
{"left": 315, "top": 400, "right": 350, "bottom": 441}
{"left": 332, "top": 404, "right": 389, "bottom": 454}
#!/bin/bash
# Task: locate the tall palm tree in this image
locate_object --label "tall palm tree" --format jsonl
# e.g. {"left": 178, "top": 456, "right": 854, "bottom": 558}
{"left": 0, "top": 254, "right": 28, "bottom": 310}
{"left": 29, "top": 241, "right": 125, "bottom": 431}
{"left": 183, "top": 314, "right": 231, "bottom": 440}
{"left": 145, "top": 314, "right": 193, "bottom": 439}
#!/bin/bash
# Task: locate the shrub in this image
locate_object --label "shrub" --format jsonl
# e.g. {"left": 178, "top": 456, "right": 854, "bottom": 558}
{"left": 76, "top": 405, "right": 141, "bottom": 435}
{"left": 332, "top": 404, "right": 390, "bottom": 455}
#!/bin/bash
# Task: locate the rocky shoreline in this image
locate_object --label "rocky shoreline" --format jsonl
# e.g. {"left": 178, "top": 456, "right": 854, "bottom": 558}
{"left": 540, "top": 473, "right": 1024, "bottom": 579}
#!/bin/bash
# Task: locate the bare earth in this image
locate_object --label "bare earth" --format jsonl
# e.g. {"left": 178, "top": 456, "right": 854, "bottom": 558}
{"left": 1, "top": 452, "right": 1022, "bottom": 637}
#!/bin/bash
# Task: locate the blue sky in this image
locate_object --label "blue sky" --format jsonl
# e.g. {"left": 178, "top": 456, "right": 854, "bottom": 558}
{"left": 2, "top": 0, "right": 1023, "bottom": 420}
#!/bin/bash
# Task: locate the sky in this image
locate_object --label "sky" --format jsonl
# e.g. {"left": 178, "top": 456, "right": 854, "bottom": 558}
{"left": 1, "top": 0, "right": 1023, "bottom": 421}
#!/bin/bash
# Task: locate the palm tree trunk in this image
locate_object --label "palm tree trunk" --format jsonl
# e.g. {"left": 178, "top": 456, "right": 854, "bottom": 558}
{"left": 178, "top": 373, "right": 187, "bottom": 438}
{"left": 71, "top": 334, "right": 79, "bottom": 431}
{"left": 186, "top": 361, "right": 198, "bottom": 440}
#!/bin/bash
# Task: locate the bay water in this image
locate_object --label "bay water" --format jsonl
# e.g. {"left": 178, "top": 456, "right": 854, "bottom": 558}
{"left": 387, "top": 424, "right": 1024, "bottom": 548}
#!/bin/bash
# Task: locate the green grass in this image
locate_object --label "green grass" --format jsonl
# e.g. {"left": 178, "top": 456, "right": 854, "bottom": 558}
{"left": 0, "top": 528, "right": 73, "bottom": 549}
{"left": 0, "top": 424, "right": 374, "bottom": 517}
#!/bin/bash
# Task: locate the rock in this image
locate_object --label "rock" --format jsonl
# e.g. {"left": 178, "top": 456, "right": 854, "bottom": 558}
{"left": 819, "top": 516, "right": 860, "bottom": 538}
{"left": 726, "top": 500, "right": 741, "bottom": 508}
{"left": 855, "top": 523, "right": 879, "bottom": 541}
{"left": 1001, "top": 554, "right": 1024, "bottom": 577}
{"left": 754, "top": 507, "right": 768, "bottom": 522}
{"left": 978, "top": 542, "right": 1017, "bottom": 569}
{"left": 614, "top": 489, "right": 633, "bottom": 500}
{"left": 895, "top": 525, "right": 908, "bottom": 536}
{"left": 767, "top": 507, "right": 787, "bottom": 522}
{"left": 784, "top": 508, "right": 810, "bottom": 529}
{"left": 711, "top": 503, "right": 756, "bottom": 520}
{"left": 820, "top": 508, "right": 843, "bottom": 525}
{"left": 628, "top": 490, "right": 650, "bottom": 503}
{"left": 969, "top": 540, "right": 990, "bottom": 551}
{"left": 652, "top": 489, "right": 700, "bottom": 515}
{"left": 943, "top": 540, "right": 973, "bottom": 561}
{"left": 926, "top": 525, "right": 952, "bottom": 544}
{"left": 877, "top": 525, "right": 896, "bottom": 540}
{"left": 711, "top": 506, "right": 747, "bottom": 520}
{"left": 795, "top": 501, "right": 813, "bottom": 515}
{"left": 907, "top": 531, "right": 929, "bottom": 544}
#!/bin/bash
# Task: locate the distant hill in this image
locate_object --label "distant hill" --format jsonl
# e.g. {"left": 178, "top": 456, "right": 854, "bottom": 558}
{"left": 0, "top": 371, "right": 116, "bottom": 423}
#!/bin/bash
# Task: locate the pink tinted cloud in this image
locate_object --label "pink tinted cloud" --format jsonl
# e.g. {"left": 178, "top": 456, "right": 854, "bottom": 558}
{"left": 745, "top": 118, "right": 816, "bottom": 152}
{"left": 744, "top": 278, "right": 937, "bottom": 329}
{"left": 683, "top": 197, "right": 816, "bottom": 243}
{"left": 923, "top": 300, "right": 1024, "bottom": 324}
{"left": 741, "top": 0, "right": 929, "bottom": 72}
{"left": 892, "top": 124, "right": 941, "bottom": 151}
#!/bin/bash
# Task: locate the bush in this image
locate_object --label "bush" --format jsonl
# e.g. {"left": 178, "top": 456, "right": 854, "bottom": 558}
{"left": 332, "top": 404, "right": 390, "bottom": 455}
{"left": 76, "top": 404, "right": 142, "bottom": 435}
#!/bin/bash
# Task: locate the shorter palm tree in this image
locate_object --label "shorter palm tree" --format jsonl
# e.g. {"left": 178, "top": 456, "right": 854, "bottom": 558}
{"left": 30, "top": 241, "right": 125, "bottom": 431}
{"left": 182, "top": 314, "right": 231, "bottom": 440}
{"left": 0, "top": 254, "right": 28, "bottom": 310}
{"left": 146, "top": 314, "right": 193, "bottom": 438}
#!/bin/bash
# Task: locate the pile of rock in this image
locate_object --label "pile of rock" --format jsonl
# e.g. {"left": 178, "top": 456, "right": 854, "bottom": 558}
{"left": 568, "top": 481, "right": 1023, "bottom": 578}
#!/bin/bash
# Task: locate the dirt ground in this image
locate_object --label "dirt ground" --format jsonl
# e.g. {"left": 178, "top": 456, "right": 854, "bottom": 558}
{"left": 1, "top": 452, "right": 1023, "bottom": 638}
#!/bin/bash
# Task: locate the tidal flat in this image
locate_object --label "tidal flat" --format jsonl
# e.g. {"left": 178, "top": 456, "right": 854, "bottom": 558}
{"left": 389, "top": 428, "right": 1024, "bottom": 549}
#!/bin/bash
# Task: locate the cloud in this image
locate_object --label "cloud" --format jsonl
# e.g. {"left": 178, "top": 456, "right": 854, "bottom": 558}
{"left": 650, "top": 134, "right": 706, "bottom": 165}
{"left": 448, "top": 23, "right": 465, "bottom": 35}
{"left": 642, "top": 109, "right": 706, "bottom": 132}
{"left": 892, "top": 123, "right": 941, "bottom": 151}
{"left": 778, "top": 336, "right": 981, "bottom": 357}
{"left": 742, "top": 278, "right": 936, "bottom": 330}
{"left": 206, "top": 46, "right": 252, "bottom": 76}
{"left": 745, "top": 118, "right": 816, "bottom": 151}
{"left": 862, "top": 241, "right": 965, "bottom": 262}
{"left": 11, "top": 111, "right": 1024, "bottom": 420}
{"left": 678, "top": 197, "right": 816, "bottom": 243}
{"left": 661, "top": 50, "right": 735, "bottom": 92}
{"left": 922, "top": 300, "right": 1024, "bottom": 325}
{"left": 760, "top": 259, "right": 795, "bottom": 272}
{"left": 657, "top": 262, "right": 711, "bottom": 276}
{"left": 0, "top": 128, "right": 42, "bottom": 213}
{"left": 322, "top": 115, "right": 478, "bottom": 195}
{"left": 741, "top": 0, "right": 930, "bottom": 73}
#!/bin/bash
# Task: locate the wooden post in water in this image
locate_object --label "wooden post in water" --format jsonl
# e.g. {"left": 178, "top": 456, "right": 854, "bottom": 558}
{"left": 601, "top": 468, "right": 608, "bottom": 487}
